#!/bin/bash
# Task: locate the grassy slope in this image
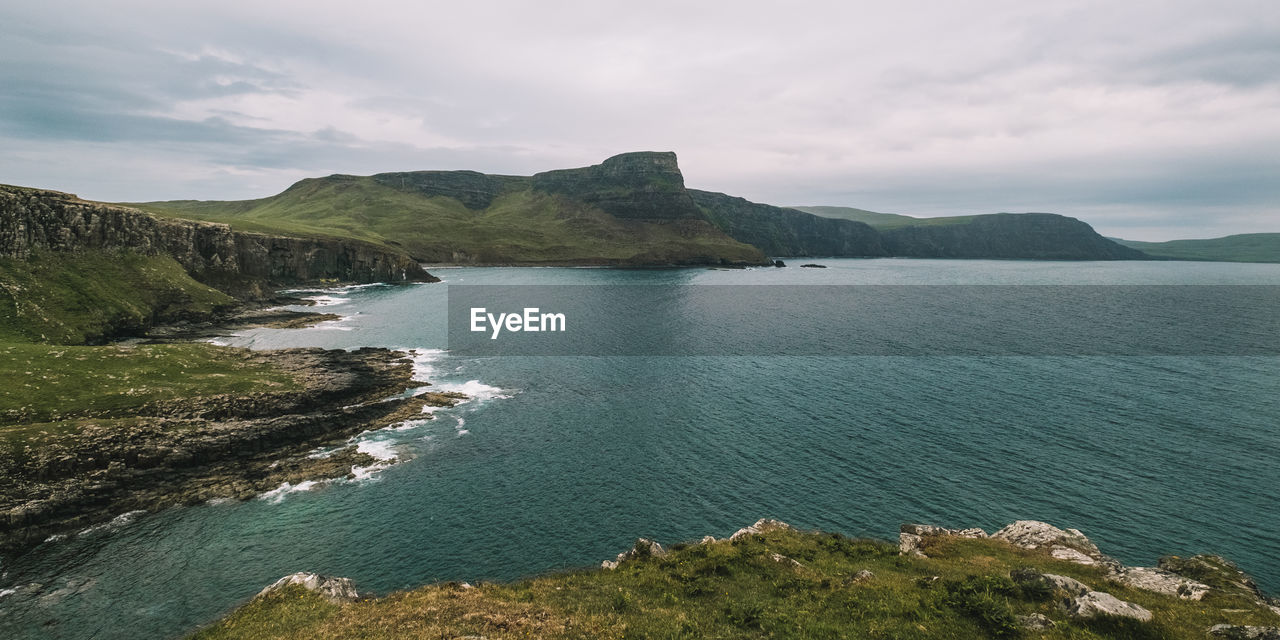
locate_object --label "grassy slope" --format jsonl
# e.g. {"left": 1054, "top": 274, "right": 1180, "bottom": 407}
{"left": 791, "top": 205, "right": 977, "bottom": 230}
{"left": 131, "top": 178, "right": 765, "bottom": 265}
{"left": 192, "top": 528, "right": 1278, "bottom": 640}
{"left": 0, "top": 250, "right": 236, "bottom": 344}
{"left": 1115, "top": 234, "right": 1280, "bottom": 263}
{"left": 0, "top": 249, "right": 297, "bottom": 450}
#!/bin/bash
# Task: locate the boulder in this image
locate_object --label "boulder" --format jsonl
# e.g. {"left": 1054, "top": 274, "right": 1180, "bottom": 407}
{"left": 770, "top": 553, "right": 802, "bottom": 568}
{"left": 993, "top": 521, "right": 1100, "bottom": 555}
{"left": 729, "top": 518, "right": 792, "bottom": 541}
{"left": 1010, "top": 567, "right": 1091, "bottom": 596}
{"left": 897, "top": 524, "right": 987, "bottom": 557}
{"left": 1061, "top": 590, "right": 1152, "bottom": 622}
{"left": 1116, "top": 566, "right": 1210, "bottom": 600}
{"left": 1016, "top": 613, "right": 1056, "bottom": 630}
{"left": 258, "top": 572, "right": 358, "bottom": 603}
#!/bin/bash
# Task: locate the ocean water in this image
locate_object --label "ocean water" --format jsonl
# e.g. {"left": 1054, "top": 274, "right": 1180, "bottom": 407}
{"left": 2, "top": 259, "right": 1278, "bottom": 639}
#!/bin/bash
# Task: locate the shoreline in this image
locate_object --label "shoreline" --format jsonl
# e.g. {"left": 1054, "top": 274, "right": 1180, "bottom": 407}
{"left": 0, "top": 294, "right": 462, "bottom": 557}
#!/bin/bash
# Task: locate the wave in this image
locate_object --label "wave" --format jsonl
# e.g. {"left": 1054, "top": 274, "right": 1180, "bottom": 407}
{"left": 258, "top": 480, "right": 323, "bottom": 503}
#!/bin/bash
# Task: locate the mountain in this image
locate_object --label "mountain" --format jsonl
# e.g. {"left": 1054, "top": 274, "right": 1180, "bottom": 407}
{"left": 788, "top": 205, "right": 1148, "bottom": 260}
{"left": 130, "top": 152, "right": 770, "bottom": 267}
{"left": 1114, "top": 234, "right": 1280, "bottom": 263}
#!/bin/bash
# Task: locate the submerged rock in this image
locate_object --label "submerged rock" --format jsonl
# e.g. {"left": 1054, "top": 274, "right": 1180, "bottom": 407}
{"left": 258, "top": 572, "right": 358, "bottom": 603}
{"left": 1061, "top": 590, "right": 1152, "bottom": 622}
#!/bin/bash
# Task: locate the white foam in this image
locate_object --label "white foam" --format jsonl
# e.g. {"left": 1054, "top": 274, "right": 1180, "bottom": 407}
{"left": 455, "top": 416, "right": 469, "bottom": 437}
{"left": 205, "top": 497, "right": 235, "bottom": 506}
{"left": 43, "top": 534, "right": 67, "bottom": 544}
{"left": 404, "top": 348, "right": 447, "bottom": 383}
{"left": 78, "top": 510, "right": 146, "bottom": 536}
{"left": 258, "top": 480, "right": 321, "bottom": 503}
{"left": 349, "top": 462, "right": 392, "bottom": 482}
{"left": 435, "top": 379, "right": 512, "bottom": 402}
{"left": 0, "top": 587, "right": 16, "bottom": 599}
{"left": 307, "top": 295, "right": 349, "bottom": 307}
{"left": 354, "top": 437, "right": 399, "bottom": 462}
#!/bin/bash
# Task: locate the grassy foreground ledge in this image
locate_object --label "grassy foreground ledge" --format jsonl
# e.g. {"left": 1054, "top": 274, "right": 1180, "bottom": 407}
{"left": 192, "top": 520, "right": 1280, "bottom": 640}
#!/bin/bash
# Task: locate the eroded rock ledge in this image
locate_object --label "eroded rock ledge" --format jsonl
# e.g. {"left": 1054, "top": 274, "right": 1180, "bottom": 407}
{"left": 0, "top": 348, "right": 461, "bottom": 553}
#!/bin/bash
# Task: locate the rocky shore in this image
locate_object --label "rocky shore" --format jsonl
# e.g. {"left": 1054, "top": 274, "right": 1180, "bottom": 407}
{"left": 0, "top": 346, "right": 462, "bottom": 554}
{"left": 226, "top": 518, "right": 1280, "bottom": 639}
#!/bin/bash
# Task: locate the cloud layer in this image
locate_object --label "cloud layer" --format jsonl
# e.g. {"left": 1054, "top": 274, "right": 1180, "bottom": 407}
{"left": 2, "top": 0, "right": 1278, "bottom": 239}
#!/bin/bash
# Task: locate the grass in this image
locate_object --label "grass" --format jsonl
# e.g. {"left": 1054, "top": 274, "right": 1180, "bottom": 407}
{"left": 0, "top": 249, "right": 235, "bottom": 344}
{"left": 0, "top": 248, "right": 297, "bottom": 452}
{"left": 189, "top": 527, "right": 1280, "bottom": 639}
{"left": 1114, "top": 234, "right": 1280, "bottom": 263}
{"left": 129, "top": 177, "right": 765, "bottom": 265}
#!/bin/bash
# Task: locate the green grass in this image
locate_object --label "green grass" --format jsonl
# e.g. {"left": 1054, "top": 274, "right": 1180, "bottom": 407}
{"left": 190, "top": 528, "right": 1280, "bottom": 640}
{"left": 0, "top": 249, "right": 235, "bottom": 344}
{"left": 129, "top": 177, "right": 765, "bottom": 265}
{"left": 1114, "top": 234, "right": 1280, "bottom": 263}
{"left": 791, "top": 205, "right": 977, "bottom": 230}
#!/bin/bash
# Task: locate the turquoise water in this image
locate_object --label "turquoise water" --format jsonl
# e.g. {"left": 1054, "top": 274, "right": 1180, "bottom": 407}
{"left": 2, "top": 259, "right": 1279, "bottom": 639}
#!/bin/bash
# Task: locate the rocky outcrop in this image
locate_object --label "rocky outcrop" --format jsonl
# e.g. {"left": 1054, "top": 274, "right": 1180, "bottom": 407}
{"left": 898, "top": 523, "right": 987, "bottom": 558}
{"left": 992, "top": 520, "right": 1100, "bottom": 555}
{"left": 1116, "top": 566, "right": 1210, "bottom": 600}
{"left": 730, "top": 518, "right": 793, "bottom": 541}
{"left": 691, "top": 189, "right": 888, "bottom": 257}
{"left": 602, "top": 538, "right": 667, "bottom": 569}
{"left": 0, "top": 185, "right": 436, "bottom": 288}
{"left": 1062, "top": 590, "right": 1153, "bottom": 621}
{"left": 259, "top": 572, "right": 359, "bottom": 603}
{"left": 533, "top": 152, "right": 706, "bottom": 222}
{"left": 1210, "top": 625, "right": 1280, "bottom": 639}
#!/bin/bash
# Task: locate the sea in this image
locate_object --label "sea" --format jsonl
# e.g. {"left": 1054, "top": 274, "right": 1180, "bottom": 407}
{"left": 1, "top": 259, "right": 1278, "bottom": 639}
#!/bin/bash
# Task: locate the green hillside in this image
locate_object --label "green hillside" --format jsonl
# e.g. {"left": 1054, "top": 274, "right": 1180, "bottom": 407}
{"left": 129, "top": 154, "right": 768, "bottom": 266}
{"left": 1115, "top": 234, "right": 1280, "bottom": 263}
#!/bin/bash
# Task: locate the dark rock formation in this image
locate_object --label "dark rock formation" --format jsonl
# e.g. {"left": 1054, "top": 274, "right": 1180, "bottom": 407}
{"left": 878, "top": 213, "right": 1149, "bottom": 260}
{"left": 0, "top": 185, "right": 436, "bottom": 288}
{"left": 691, "top": 189, "right": 888, "bottom": 257}
{"left": 533, "top": 152, "right": 707, "bottom": 221}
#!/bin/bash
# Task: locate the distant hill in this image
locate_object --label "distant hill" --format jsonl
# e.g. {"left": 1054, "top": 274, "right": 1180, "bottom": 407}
{"left": 130, "top": 152, "right": 769, "bottom": 267}
{"left": 1114, "top": 234, "right": 1280, "bottom": 263}
{"left": 777, "top": 205, "right": 1144, "bottom": 260}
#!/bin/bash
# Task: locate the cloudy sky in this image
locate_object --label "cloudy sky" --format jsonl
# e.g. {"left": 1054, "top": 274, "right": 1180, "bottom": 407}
{"left": 2, "top": 1, "right": 1278, "bottom": 239}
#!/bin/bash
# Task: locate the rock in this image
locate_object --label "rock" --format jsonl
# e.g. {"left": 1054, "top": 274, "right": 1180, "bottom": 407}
{"left": 258, "top": 572, "right": 358, "bottom": 603}
{"left": 700, "top": 535, "right": 717, "bottom": 544}
{"left": 770, "top": 553, "right": 802, "bottom": 568}
{"left": 1016, "top": 613, "right": 1056, "bottom": 630}
{"left": 1117, "top": 566, "right": 1210, "bottom": 600}
{"left": 1208, "top": 625, "right": 1280, "bottom": 639}
{"left": 1061, "top": 591, "right": 1152, "bottom": 622}
{"left": 729, "top": 518, "right": 792, "bottom": 541}
{"left": 601, "top": 538, "right": 667, "bottom": 570}
{"left": 1010, "top": 568, "right": 1091, "bottom": 596}
{"left": 993, "top": 521, "right": 1100, "bottom": 555}
{"left": 899, "top": 532, "right": 925, "bottom": 557}
{"left": 800, "top": 263, "right": 827, "bottom": 268}
{"left": 773, "top": 260, "right": 786, "bottom": 267}
{"left": 897, "top": 524, "right": 987, "bottom": 557}
{"left": 852, "top": 569, "right": 875, "bottom": 582}
{"left": 1051, "top": 546, "right": 1099, "bottom": 565}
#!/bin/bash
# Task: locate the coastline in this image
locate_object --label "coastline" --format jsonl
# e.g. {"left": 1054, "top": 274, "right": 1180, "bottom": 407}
{"left": 0, "top": 297, "right": 462, "bottom": 556}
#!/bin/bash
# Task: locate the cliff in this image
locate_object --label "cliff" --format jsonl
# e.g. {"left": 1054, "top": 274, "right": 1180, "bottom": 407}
{"left": 691, "top": 189, "right": 888, "bottom": 257}
{"left": 531, "top": 151, "right": 707, "bottom": 222}
{"left": 879, "top": 213, "right": 1150, "bottom": 260}
{"left": 0, "top": 184, "right": 436, "bottom": 288}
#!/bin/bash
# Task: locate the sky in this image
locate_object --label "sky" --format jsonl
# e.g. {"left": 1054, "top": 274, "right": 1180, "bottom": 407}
{"left": 2, "top": 1, "right": 1278, "bottom": 240}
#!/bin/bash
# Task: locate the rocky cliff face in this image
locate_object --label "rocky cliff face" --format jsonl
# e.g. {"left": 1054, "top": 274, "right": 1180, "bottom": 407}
{"left": 0, "top": 185, "right": 436, "bottom": 286}
{"left": 369, "top": 170, "right": 531, "bottom": 210}
{"left": 880, "top": 213, "right": 1150, "bottom": 260}
{"left": 532, "top": 151, "right": 707, "bottom": 221}
{"left": 691, "top": 189, "right": 889, "bottom": 257}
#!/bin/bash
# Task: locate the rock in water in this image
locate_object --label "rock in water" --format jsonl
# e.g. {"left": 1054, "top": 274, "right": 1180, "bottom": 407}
{"left": 1061, "top": 591, "right": 1152, "bottom": 622}
{"left": 258, "top": 572, "right": 358, "bottom": 603}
